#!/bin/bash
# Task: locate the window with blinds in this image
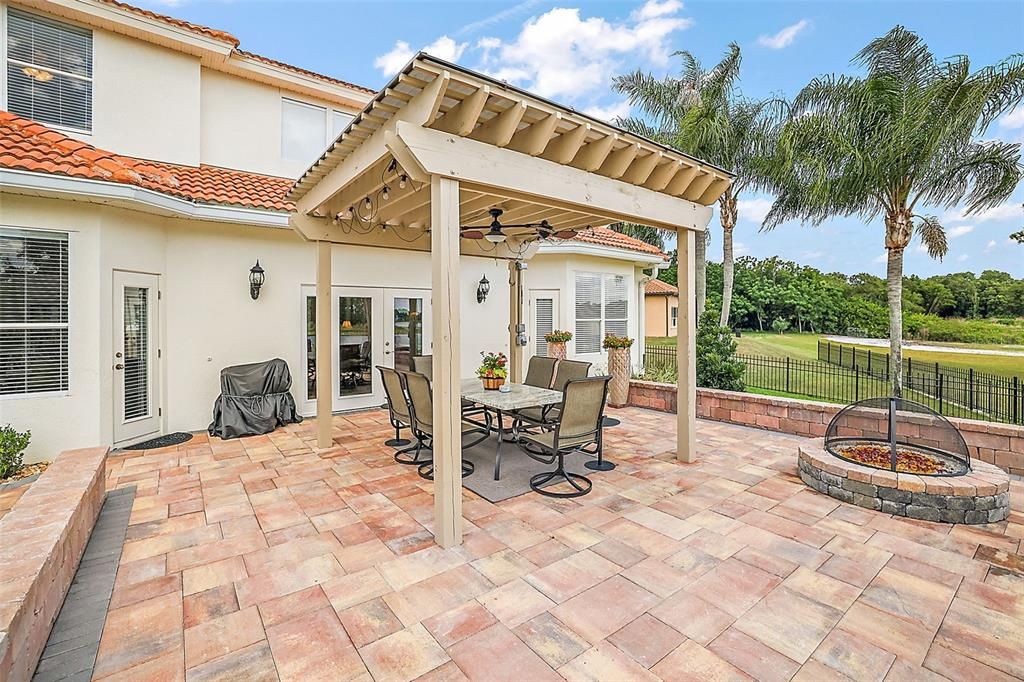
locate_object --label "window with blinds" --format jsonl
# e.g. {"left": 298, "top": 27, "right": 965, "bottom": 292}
{"left": 534, "top": 298, "right": 553, "bottom": 357}
{"left": 0, "top": 228, "right": 69, "bottom": 396}
{"left": 574, "top": 272, "right": 629, "bottom": 354}
{"left": 6, "top": 8, "right": 93, "bottom": 131}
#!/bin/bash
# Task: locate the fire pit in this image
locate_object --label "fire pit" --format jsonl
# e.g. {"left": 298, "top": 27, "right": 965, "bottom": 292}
{"left": 798, "top": 397, "right": 1009, "bottom": 524}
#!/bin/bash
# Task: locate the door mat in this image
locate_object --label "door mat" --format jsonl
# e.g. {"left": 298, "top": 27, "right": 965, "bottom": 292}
{"left": 120, "top": 432, "right": 193, "bottom": 451}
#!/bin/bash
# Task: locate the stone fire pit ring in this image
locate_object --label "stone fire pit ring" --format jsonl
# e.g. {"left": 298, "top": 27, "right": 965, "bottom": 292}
{"left": 799, "top": 440, "right": 1009, "bottom": 524}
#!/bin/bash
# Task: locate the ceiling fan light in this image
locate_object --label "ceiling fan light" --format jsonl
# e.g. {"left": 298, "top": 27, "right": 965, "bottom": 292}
{"left": 484, "top": 229, "right": 507, "bottom": 244}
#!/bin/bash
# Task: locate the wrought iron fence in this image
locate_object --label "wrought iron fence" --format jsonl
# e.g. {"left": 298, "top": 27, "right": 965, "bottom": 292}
{"left": 641, "top": 342, "right": 1024, "bottom": 425}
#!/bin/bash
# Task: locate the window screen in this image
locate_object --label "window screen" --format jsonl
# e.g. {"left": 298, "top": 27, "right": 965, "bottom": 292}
{"left": 6, "top": 8, "right": 93, "bottom": 131}
{"left": 574, "top": 272, "right": 629, "bottom": 354}
{"left": 281, "top": 98, "right": 326, "bottom": 162}
{"left": 0, "top": 228, "right": 69, "bottom": 395}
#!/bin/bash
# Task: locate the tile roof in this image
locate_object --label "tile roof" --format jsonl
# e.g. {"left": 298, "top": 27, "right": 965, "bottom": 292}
{"left": 0, "top": 110, "right": 294, "bottom": 212}
{"left": 97, "top": 0, "right": 240, "bottom": 46}
{"left": 645, "top": 278, "right": 678, "bottom": 295}
{"left": 97, "top": 1, "right": 373, "bottom": 94}
{"left": 573, "top": 226, "right": 669, "bottom": 259}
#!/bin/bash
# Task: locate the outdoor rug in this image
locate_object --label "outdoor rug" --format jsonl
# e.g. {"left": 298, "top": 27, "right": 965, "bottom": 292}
{"left": 119, "top": 432, "right": 193, "bottom": 451}
{"left": 453, "top": 433, "right": 603, "bottom": 503}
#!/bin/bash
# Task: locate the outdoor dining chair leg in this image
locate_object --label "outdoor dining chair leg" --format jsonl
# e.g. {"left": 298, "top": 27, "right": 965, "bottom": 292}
{"left": 395, "top": 439, "right": 426, "bottom": 465}
{"left": 584, "top": 440, "right": 615, "bottom": 471}
{"left": 530, "top": 451, "right": 592, "bottom": 498}
{"left": 384, "top": 425, "right": 410, "bottom": 448}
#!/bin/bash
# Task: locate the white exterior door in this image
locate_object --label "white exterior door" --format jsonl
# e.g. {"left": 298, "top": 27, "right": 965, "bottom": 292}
{"left": 302, "top": 286, "right": 385, "bottom": 414}
{"left": 528, "top": 290, "right": 559, "bottom": 359}
{"left": 384, "top": 289, "right": 432, "bottom": 372}
{"left": 113, "top": 271, "right": 160, "bottom": 444}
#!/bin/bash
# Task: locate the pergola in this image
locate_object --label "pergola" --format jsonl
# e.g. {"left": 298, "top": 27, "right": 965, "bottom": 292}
{"left": 288, "top": 54, "right": 733, "bottom": 548}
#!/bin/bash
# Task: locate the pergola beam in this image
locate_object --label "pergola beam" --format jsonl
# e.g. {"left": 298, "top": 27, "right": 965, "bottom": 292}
{"left": 434, "top": 86, "right": 490, "bottom": 136}
{"left": 473, "top": 101, "right": 527, "bottom": 147}
{"left": 507, "top": 112, "right": 560, "bottom": 156}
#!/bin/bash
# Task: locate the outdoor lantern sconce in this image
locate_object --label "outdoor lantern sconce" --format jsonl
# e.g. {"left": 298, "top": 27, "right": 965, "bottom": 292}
{"left": 249, "top": 260, "right": 265, "bottom": 300}
{"left": 477, "top": 275, "right": 490, "bottom": 303}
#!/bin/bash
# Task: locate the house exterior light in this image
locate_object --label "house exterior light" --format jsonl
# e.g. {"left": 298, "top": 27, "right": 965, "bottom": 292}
{"left": 249, "top": 260, "right": 265, "bottom": 300}
{"left": 477, "top": 275, "right": 490, "bottom": 303}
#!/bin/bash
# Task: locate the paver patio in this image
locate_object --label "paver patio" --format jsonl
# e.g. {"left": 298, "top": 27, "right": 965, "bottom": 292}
{"left": 91, "top": 407, "right": 1024, "bottom": 681}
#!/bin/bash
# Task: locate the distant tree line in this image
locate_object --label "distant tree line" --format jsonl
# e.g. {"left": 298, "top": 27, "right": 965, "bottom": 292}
{"left": 658, "top": 254, "right": 1024, "bottom": 342}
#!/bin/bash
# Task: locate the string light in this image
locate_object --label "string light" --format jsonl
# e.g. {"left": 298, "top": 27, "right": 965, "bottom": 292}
{"left": 399, "top": 175, "right": 407, "bottom": 190}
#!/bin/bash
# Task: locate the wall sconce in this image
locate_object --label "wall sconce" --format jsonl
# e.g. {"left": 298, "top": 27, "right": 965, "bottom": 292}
{"left": 249, "top": 260, "right": 265, "bottom": 300}
{"left": 477, "top": 275, "right": 490, "bottom": 303}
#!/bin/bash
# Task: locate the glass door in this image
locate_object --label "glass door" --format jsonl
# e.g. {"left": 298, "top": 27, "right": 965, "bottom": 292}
{"left": 384, "top": 289, "right": 432, "bottom": 372}
{"left": 302, "top": 286, "right": 384, "bottom": 414}
{"left": 113, "top": 271, "right": 160, "bottom": 444}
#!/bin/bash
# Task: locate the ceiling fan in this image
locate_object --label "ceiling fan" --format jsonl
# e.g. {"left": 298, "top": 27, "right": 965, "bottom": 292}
{"left": 459, "top": 208, "right": 579, "bottom": 243}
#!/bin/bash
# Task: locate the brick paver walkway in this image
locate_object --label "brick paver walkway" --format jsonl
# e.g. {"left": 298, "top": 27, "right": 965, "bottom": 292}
{"left": 92, "top": 408, "right": 1024, "bottom": 681}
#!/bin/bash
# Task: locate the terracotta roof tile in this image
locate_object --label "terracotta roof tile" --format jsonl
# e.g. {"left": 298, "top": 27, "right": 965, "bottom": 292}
{"left": 0, "top": 110, "right": 293, "bottom": 212}
{"left": 645, "top": 279, "right": 677, "bottom": 295}
{"left": 572, "top": 226, "right": 669, "bottom": 259}
{"left": 97, "top": 0, "right": 240, "bottom": 46}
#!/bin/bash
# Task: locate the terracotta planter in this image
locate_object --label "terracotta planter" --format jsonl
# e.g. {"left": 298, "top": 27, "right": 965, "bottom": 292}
{"left": 607, "top": 346, "right": 631, "bottom": 407}
{"left": 547, "top": 341, "right": 567, "bottom": 360}
{"left": 481, "top": 376, "right": 505, "bottom": 390}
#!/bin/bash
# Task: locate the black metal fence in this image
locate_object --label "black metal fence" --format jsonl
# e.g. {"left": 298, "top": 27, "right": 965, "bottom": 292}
{"left": 641, "top": 342, "right": 1024, "bottom": 425}
{"left": 818, "top": 340, "right": 1023, "bottom": 425}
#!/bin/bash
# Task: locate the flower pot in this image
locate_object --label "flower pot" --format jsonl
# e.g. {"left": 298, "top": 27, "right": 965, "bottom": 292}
{"left": 481, "top": 376, "right": 505, "bottom": 390}
{"left": 607, "top": 346, "right": 631, "bottom": 407}
{"left": 547, "top": 341, "right": 567, "bottom": 360}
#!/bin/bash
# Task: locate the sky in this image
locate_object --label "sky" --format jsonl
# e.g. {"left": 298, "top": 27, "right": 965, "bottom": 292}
{"left": 134, "top": 0, "right": 1024, "bottom": 278}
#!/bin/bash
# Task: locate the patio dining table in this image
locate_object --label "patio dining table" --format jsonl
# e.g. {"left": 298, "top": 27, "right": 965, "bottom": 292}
{"left": 461, "top": 379, "right": 563, "bottom": 480}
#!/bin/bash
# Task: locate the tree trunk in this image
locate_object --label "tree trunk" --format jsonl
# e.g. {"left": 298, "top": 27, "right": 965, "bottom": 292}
{"left": 719, "top": 195, "right": 738, "bottom": 328}
{"left": 695, "top": 231, "right": 707, "bottom": 319}
{"left": 884, "top": 208, "right": 913, "bottom": 398}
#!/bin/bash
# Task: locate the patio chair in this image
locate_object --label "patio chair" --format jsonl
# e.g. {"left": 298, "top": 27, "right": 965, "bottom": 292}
{"left": 377, "top": 366, "right": 418, "bottom": 460}
{"left": 403, "top": 370, "right": 489, "bottom": 480}
{"left": 523, "top": 356, "right": 558, "bottom": 388}
{"left": 412, "top": 355, "right": 432, "bottom": 380}
{"left": 513, "top": 358, "right": 591, "bottom": 433}
{"left": 518, "top": 375, "right": 610, "bottom": 498}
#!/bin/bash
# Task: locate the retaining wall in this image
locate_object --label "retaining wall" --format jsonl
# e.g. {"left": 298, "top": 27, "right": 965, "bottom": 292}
{"left": 627, "top": 380, "right": 1024, "bottom": 476}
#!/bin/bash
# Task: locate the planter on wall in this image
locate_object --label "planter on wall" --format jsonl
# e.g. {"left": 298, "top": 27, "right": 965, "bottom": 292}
{"left": 547, "top": 341, "right": 567, "bottom": 360}
{"left": 607, "top": 347, "right": 631, "bottom": 407}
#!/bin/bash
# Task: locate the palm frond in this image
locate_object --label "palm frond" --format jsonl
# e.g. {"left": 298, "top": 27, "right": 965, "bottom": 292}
{"left": 915, "top": 216, "right": 948, "bottom": 260}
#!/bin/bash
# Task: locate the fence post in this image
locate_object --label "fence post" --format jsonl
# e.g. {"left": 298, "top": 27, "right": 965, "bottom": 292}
{"left": 785, "top": 357, "right": 791, "bottom": 394}
{"left": 1014, "top": 376, "right": 1019, "bottom": 425}
{"left": 867, "top": 350, "right": 872, "bottom": 375}
{"left": 855, "top": 365, "right": 860, "bottom": 401}
{"left": 969, "top": 368, "right": 975, "bottom": 413}
{"left": 938, "top": 374, "right": 944, "bottom": 415}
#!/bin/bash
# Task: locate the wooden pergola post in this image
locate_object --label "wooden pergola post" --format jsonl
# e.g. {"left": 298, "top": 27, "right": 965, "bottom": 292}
{"left": 676, "top": 229, "right": 697, "bottom": 462}
{"left": 508, "top": 261, "right": 525, "bottom": 383}
{"left": 430, "top": 175, "right": 463, "bottom": 547}
{"left": 316, "top": 240, "right": 333, "bottom": 450}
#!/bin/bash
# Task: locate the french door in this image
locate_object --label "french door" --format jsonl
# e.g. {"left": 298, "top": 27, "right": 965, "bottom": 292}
{"left": 301, "top": 287, "right": 430, "bottom": 414}
{"left": 113, "top": 271, "right": 160, "bottom": 444}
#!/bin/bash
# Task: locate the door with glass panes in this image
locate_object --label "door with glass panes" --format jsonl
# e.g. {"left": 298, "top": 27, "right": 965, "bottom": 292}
{"left": 113, "top": 271, "right": 160, "bottom": 444}
{"left": 301, "top": 287, "right": 431, "bottom": 414}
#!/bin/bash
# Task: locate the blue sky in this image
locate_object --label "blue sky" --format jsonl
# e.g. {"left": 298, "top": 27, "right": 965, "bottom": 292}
{"left": 138, "top": 0, "right": 1024, "bottom": 277}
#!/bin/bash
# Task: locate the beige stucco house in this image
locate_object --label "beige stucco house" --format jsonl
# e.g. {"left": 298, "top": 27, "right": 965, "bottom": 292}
{"left": 0, "top": 0, "right": 671, "bottom": 461}
{"left": 644, "top": 278, "right": 679, "bottom": 337}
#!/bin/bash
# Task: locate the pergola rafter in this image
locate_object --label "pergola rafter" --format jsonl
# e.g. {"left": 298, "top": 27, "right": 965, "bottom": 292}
{"left": 287, "top": 53, "right": 733, "bottom": 549}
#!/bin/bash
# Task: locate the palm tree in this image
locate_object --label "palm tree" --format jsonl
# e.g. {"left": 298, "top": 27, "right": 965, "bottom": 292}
{"left": 614, "top": 44, "right": 783, "bottom": 329}
{"left": 764, "top": 26, "right": 1023, "bottom": 396}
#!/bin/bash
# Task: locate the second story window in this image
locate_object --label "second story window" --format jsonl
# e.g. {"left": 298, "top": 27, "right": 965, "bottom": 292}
{"left": 281, "top": 98, "right": 357, "bottom": 163}
{"left": 5, "top": 8, "right": 93, "bottom": 132}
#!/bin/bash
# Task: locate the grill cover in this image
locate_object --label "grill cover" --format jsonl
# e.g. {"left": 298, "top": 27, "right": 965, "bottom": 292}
{"left": 208, "top": 358, "right": 302, "bottom": 439}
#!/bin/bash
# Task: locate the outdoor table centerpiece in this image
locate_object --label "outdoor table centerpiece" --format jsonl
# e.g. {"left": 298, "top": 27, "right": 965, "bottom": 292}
{"left": 544, "top": 330, "right": 572, "bottom": 360}
{"left": 477, "top": 351, "right": 508, "bottom": 390}
{"left": 603, "top": 334, "right": 634, "bottom": 407}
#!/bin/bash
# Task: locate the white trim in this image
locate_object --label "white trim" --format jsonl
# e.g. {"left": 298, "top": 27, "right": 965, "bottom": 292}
{"left": 0, "top": 169, "right": 290, "bottom": 227}
{"left": 536, "top": 239, "right": 666, "bottom": 266}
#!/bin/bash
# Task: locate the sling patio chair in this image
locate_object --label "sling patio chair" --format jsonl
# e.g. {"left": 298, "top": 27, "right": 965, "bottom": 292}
{"left": 512, "top": 358, "right": 591, "bottom": 435}
{"left": 517, "top": 375, "right": 610, "bottom": 498}
{"left": 403, "top": 370, "right": 490, "bottom": 480}
{"left": 377, "top": 365, "right": 418, "bottom": 459}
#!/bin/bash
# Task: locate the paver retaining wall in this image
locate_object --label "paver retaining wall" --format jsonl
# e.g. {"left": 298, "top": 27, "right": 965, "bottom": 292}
{"left": 0, "top": 447, "right": 107, "bottom": 682}
{"left": 628, "top": 380, "right": 1024, "bottom": 477}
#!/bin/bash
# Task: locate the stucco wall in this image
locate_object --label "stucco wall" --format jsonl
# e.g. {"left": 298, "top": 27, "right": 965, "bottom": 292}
{"left": 2, "top": 194, "right": 513, "bottom": 462}
{"left": 645, "top": 295, "right": 678, "bottom": 337}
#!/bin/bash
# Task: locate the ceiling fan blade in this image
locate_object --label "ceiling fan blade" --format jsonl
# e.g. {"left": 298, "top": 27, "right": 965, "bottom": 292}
{"left": 553, "top": 229, "right": 579, "bottom": 239}
{"left": 460, "top": 230, "right": 485, "bottom": 239}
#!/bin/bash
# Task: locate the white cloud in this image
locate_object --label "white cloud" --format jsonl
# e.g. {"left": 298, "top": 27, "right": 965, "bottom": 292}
{"left": 457, "top": 0, "right": 544, "bottom": 36}
{"left": 873, "top": 253, "right": 889, "bottom": 264}
{"left": 985, "top": 239, "right": 998, "bottom": 252}
{"left": 374, "top": 35, "right": 467, "bottom": 76}
{"left": 1000, "top": 105, "right": 1024, "bottom": 129}
{"left": 476, "top": 4, "right": 692, "bottom": 102}
{"left": 948, "top": 225, "right": 975, "bottom": 238}
{"left": 736, "top": 197, "right": 774, "bottom": 225}
{"left": 956, "top": 254, "right": 969, "bottom": 262}
{"left": 734, "top": 241, "right": 750, "bottom": 257}
{"left": 584, "top": 101, "right": 631, "bottom": 122}
{"left": 800, "top": 250, "right": 825, "bottom": 260}
{"left": 943, "top": 202, "right": 1022, "bottom": 225}
{"left": 757, "top": 19, "right": 810, "bottom": 49}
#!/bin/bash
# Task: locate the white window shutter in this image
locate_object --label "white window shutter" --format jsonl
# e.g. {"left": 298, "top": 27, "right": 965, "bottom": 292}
{"left": 534, "top": 298, "right": 553, "bottom": 357}
{"left": 574, "top": 273, "right": 602, "bottom": 354}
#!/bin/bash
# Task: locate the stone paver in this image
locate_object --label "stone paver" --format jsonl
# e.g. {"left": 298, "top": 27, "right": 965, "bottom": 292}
{"left": 79, "top": 407, "right": 1024, "bottom": 681}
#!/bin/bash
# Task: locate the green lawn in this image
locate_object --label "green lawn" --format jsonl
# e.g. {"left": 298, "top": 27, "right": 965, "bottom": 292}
{"left": 648, "top": 331, "right": 1024, "bottom": 379}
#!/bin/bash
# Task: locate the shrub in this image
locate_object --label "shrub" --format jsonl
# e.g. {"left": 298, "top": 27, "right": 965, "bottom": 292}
{"left": 696, "top": 311, "right": 745, "bottom": 391}
{"left": 771, "top": 318, "right": 791, "bottom": 334}
{"left": 0, "top": 426, "right": 31, "bottom": 480}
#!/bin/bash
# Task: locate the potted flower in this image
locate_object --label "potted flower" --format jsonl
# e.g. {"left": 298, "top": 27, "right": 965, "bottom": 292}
{"left": 544, "top": 330, "right": 572, "bottom": 360}
{"left": 477, "top": 351, "right": 508, "bottom": 390}
{"left": 603, "top": 334, "right": 634, "bottom": 407}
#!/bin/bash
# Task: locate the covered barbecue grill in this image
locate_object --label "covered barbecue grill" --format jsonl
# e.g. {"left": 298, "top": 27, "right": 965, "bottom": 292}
{"left": 208, "top": 358, "right": 302, "bottom": 439}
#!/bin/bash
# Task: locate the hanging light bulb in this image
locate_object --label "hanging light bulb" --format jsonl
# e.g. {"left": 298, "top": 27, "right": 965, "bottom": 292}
{"left": 399, "top": 174, "right": 408, "bottom": 190}
{"left": 382, "top": 186, "right": 390, "bottom": 201}
{"left": 363, "top": 197, "right": 372, "bottom": 211}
